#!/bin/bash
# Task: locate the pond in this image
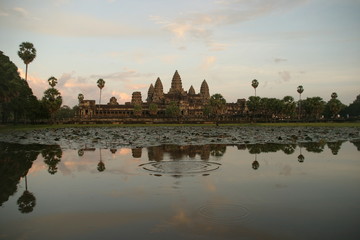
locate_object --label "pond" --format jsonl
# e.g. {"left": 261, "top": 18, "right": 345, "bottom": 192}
{"left": 1, "top": 141, "right": 359, "bottom": 240}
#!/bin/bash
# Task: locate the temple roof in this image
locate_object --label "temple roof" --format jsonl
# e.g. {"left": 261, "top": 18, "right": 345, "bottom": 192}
{"left": 188, "top": 85, "right": 195, "bottom": 95}
{"left": 200, "top": 80, "right": 210, "bottom": 99}
{"left": 169, "top": 70, "right": 184, "bottom": 94}
{"left": 154, "top": 77, "right": 163, "bottom": 92}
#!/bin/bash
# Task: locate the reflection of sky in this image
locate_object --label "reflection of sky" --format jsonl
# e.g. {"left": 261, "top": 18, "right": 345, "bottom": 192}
{"left": 1, "top": 143, "right": 359, "bottom": 240}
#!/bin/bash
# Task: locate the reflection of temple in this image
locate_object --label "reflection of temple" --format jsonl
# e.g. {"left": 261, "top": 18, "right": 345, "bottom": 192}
{"left": 77, "top": 70, "right": 246, "bottom": 122}
{"left": 147, "top": 145, "right": 225, "bottom": 161}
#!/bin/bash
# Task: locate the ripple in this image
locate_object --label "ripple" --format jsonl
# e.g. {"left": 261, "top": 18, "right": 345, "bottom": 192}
{"left": 139, "top": 161, "right": 221, "bottom": 175}
{"left": 198, "top": 203, "right": 250, "bottom": 224}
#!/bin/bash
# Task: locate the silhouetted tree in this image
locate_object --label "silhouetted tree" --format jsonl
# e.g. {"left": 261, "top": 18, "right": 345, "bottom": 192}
{"left": 251, "top": 79, "right": 259, "bottom": 97}
{"left": 18, "top": 42, "right": 36, "bottom": 82}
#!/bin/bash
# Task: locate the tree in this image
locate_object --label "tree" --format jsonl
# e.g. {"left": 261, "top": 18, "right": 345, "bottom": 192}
{"left": 48, "top": 76, "right": 57, "bottom": 88}
{"left": 55, "top": 105, "right": 75, "bottom": 120}
{"left": 342, "top": 94, "right": 360, "bottom": 117}
{"left": 251, "top": 79, "right": 259, "bottom": 97}
{"left": 246, "top": 96, "right": 261, "bottom": 117}
{"left": 208, "top": 94, "right": 226, "bottom": 123}
{"left": 97, "top": 78, "right": 105, "bottom": 106}
{"left": 282, "top": 96, "right": 296, "bottom": 119}
{"left": 165, "top": 101, "right": 180, "bottom": 117}
{"left": 1, "top": 51, "right": 42, "bottom": 123}
{"left": 209, "top": 94, "right": 226, "bottom": 115}
{"left": 42, "top": 77, "right": 62, "bottom": 123}
{"left": 149, "top": 103, "right": 158, "bottom": 116}
{"left": 18, "top": 42, "right": 36, "bottom": 82}
{"left": 302, "top": 97, "right": 325, "bottom": 120}
{"left": 133, "top": 104, "right": 142, "bottom": 117}
{"left": 297, "top": 85, "right": 304, "bottom": 119}
{"left": 78, "top": 93, "right": 84, "bottom": 103}
{"left": 324, "top": 93, "right": 345, "bottom": 118}
{"left": 331, "top": 92, "right": 338, "bottom": 99}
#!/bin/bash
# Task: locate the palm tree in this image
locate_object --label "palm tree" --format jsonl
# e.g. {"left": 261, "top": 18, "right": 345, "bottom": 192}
{"left": 48, "top": 76, "right": 57, "bottom": 88}
{"left": 97, "top": 78, "right": 105, "bottom": 107}
{"left": 78, "top": 93, "right": 84, "bottom": 103}
{"left": 297, "top": 85, "right": 304, "bottom": 119}
{"left": 18, "top": 42, "right": 36, "bottom": 82}
{"left": 251, "top": 79, "right": 259, "bottom": 97}
{"left": 331, "top": 92, "right": 338, "bottom": 99}
{"left": 209, "top": 93, "right": 226, "bottom": 124}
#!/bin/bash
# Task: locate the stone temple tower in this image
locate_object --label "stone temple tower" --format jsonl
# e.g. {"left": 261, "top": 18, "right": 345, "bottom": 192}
{"left": 152, "top": 77, "right": 164, "bottom": 103}
{"left": 131, "top": 91, "right": 142, "bottom": 105}
{"left": 147, "top": 84, "right": 154, "bottom": 102}
{"left": 168, "top": 70, "right": 185, "bottom": 95}
{"left": 200, "top": 80, "right": 210, "bottom": 102}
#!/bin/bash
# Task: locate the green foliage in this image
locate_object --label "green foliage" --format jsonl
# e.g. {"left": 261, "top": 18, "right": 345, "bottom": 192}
{"left": 133, "top": 104, "right": 143, "bottom": 116}
{"left": 301, "top": 97, "right": 326, "bottom": 119}
{"left": 17, "top": 42, "right": 36, "bottom": 65}
{"left": 149, "top": 103, "right": 158, "bottom": 115}
{"left": 0, "top": 51, "right": 44, "bottom": 123}
{"left": 342, "top": 95, "right": 360, "bottom": 117}
{"left": 324, "top": 98, "right": 345, "bottom": 118}
{"left": 165, "top": 101, "right": 180, "bottom": 117}
{"left": 18, "top": 42, "right": 36, "bottom": 81}
{"left": 209, "top": 93, "right": 226, "bottom": 117}
{"left": 42, "top": 88, "right": 62, "bottom": 122}
{"left": 55, "top": 105, "right": 75, "bottom": 120}
{"left": 282, "top": 96, "right": 296, "bottom": 118}
{"left": 47, "top": 76, "right": 57, "bottom": 88}
{"left": 246, "top": 96, "right": 261, "bottom": 113}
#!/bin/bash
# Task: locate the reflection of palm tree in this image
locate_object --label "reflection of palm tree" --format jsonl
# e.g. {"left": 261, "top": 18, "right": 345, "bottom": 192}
{"left": 298, "top": 145, "right": 305, "bottom": 163}
{"left": 97, "top": 149, "right": 105, "bottom": 172}
{"left": 42, "top": 145, "right": 62, "bottom": 175}
{"left": 17, "top": 176, "right": 36, "bottom": 214}
{"left": 252, "top": 154, "right": 260, "bottom": 170}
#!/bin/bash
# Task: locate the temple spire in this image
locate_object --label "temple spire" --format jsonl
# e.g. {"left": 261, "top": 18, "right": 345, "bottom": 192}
{"left": 168, "top": 70, "right": 184, "bottom": 94}
{"left": 200, "top": 79, "right": 210, "bottom": 101}
{"left": 188, "top": 85, "right": 195, "bottom": 95}
{"left": 152, "top": 77, "right": 164, "bottom": 103}
{"left": 147, "top": 83, "right": 154, "bottom": 102}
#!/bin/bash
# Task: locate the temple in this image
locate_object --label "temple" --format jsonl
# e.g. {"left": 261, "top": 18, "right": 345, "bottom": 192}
{"left": 77, "top": 70, "right": 246, "bottom": 123}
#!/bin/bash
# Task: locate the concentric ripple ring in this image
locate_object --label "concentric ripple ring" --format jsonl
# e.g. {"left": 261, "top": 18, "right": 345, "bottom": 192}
{"left": 139, "top": 161, "right": 221, "bottom": 175}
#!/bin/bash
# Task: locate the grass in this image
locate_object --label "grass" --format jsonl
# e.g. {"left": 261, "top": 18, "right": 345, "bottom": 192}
{"left": 0, "top": 122, "right": 359, "bottom": 133}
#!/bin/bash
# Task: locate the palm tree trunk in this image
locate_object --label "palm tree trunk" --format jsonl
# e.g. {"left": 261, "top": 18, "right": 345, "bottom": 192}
{"left": 25, "top": 64, "right": 28, "bottom": 81}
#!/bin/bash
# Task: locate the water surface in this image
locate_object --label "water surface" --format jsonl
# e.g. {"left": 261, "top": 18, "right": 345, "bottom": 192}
{"left": 1, "top": 142, "right": 359, "bottom": 240}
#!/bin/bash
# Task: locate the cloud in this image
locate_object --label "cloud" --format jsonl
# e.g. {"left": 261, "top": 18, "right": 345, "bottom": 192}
{"left": 111, "top": 91, "right": 131, "bottom": 103}
{"left": 125, "top": 84, "right": 148, "bottom": 90}
{"left": 201, "top": 56, "right": 217, "bottom": 69}
{"left": 274, "top": 58, "right": 288, "bottom": 63}
{"left": 150, "top": 0, "right": 308, "bottom": 49}
{"left": 278, "top": 71, "right": 291, "bottom": 82}
{"left": 13, "top": 7, "right": 29, "bottom": 17}
{"left": 0, "top": 6, "right": 153, "bottom": 38}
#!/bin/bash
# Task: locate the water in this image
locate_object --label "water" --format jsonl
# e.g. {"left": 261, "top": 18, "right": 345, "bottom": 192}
{"left": 1, "top": 142, "right": 359, "bottom": 240}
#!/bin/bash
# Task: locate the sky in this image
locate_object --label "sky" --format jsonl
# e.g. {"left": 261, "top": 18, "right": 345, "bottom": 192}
{"left": 1, "top": 0, "right": 360, "bottom": 107}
